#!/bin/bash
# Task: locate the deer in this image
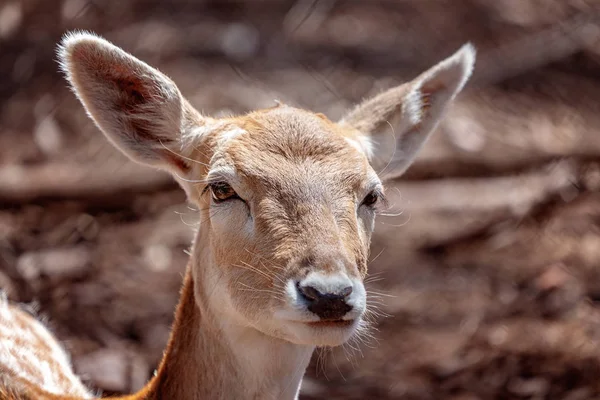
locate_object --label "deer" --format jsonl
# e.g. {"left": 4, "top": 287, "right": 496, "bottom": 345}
{"left": 0, "top": 31, "right": 475, "bottom": 400}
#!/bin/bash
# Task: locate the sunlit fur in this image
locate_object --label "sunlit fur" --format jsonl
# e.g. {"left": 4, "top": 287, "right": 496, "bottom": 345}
{"left": 0, "top": 31, "right": 475, "bottom": 399}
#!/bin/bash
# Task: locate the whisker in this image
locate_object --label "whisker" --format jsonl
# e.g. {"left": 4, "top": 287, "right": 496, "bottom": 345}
{"left": 364, "top": 305, "right": 392, "bottom": 319}
{"left": 159, "top": 139, "right": 210, "bottom": 167}
{"left": 378, "top": 210, "right": 406, "bottom": 217}
{"left": 259, "top": 259, "right": 285, "bottom": 271}
{"left": 364, "top": 276, "right": 386, "bottom": 284}
{"left": 244, "top": 248, "right": 286, "bottom": 271}
{"left": 330, "top": 347, "right": 346, "bottom": 381}
{"left": 232, "top": 261, "right": 286, "bottom": 286}
{"left": 368, "top": 248, "right": 386, "bottom": 264}
{"left": 340, "top": 343, "right": 356, "bottom": 369}
{"left": 376, "top": 120, "right": 398, "bottom": 177}
{"left": 237, "top": 282, "right": 282, "bottom": 297}
{"left": 365, "top": 298, "right": 388, "bottom": 306}
{"left": 233, "top": 263, "right": 275, "bottom": 282}
{"left": 317, "top": 347, "right": 330, "bottom": 381}
{"left": 378, "top": 212, "right": 412, "bottom": 227}
{"left": 368, "top": 291, "right": 396, "bottom": 298}
{"left": 176, "top": 211, "right": 200, "bottom": 228}
{"left": 240, "top": 260, "right": 286, "bottom": 284}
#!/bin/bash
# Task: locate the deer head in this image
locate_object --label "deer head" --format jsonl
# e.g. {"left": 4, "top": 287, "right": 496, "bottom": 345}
{"left": 59, "top": 32, "right": 474, "bottom": 348}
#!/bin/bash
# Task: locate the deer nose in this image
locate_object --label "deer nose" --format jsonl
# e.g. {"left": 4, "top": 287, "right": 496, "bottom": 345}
{"left": 297, "top": 282, "right": 353, "bottom": 320}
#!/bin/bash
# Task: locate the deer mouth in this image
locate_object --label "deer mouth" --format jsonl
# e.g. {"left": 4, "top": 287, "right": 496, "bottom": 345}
{"left": 305, "top": 319, "right": 354, "bottom": 328}
{"left": 279, "top": 316, "right": 361, "bottom": 346}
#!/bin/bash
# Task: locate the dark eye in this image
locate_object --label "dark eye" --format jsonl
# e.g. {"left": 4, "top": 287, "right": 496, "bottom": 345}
{"left": 361, "top": 190, "right": 381, "bottom": 208}
{"left": 209, "top": 182, "right": 239, "bottom": 203}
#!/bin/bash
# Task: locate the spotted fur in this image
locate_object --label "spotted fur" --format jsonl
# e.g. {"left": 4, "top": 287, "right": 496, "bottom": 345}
{"left": 0, "top": 298, "right": 91, "bottom": 399}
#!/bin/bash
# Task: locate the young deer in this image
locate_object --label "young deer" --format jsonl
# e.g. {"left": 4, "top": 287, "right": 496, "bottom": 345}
{"left": 0, "top": 32, "right": 475, "bottom": 399}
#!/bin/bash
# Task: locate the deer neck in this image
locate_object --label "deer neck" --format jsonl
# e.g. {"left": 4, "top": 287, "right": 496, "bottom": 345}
{"left": 139, "top": 252, "right": 315, "bottom": 400}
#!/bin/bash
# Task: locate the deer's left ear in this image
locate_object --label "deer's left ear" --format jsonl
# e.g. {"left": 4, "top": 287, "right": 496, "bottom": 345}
{"left": 339, "top": 44, "right": 476, "bottom": 180}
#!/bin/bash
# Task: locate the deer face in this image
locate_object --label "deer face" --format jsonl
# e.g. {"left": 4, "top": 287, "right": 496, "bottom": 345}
{"left": 190, "top": 107, "right": 379, "bottom": 346}
{"left": 59, "top": 32, "right": 474, "bottom": 347}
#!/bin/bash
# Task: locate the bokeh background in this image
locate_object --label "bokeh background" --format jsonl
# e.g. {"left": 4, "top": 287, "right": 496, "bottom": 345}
{"left": 3, "top": 0, "right": 600, "bottom": 398}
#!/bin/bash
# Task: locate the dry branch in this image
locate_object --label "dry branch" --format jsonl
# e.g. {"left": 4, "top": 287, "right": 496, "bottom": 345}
{"left": 376, "top": 161, "right": 577, "bottom": 246}
{"left": 389, "top": 160, "right": 576, "bottom": 214}
{"left": 0, "top": 163, "right": 174, "bottom": 202}
{"left": 472, "top": 13, "right": 600, "bottom": 85}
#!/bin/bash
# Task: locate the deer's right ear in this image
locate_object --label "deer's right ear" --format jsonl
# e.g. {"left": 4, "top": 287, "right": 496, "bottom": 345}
{"left": 58, "top": 31, "right": 195, "bottom": 173}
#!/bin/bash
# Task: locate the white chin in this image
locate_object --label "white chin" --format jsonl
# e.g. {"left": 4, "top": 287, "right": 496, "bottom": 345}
{"left": 283, "top": 319, "right": 361, "bottom": 347}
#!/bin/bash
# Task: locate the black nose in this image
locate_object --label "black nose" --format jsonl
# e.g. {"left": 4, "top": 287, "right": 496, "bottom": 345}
{"left": 298, "top": 284, "right": 353, "bottom": 320}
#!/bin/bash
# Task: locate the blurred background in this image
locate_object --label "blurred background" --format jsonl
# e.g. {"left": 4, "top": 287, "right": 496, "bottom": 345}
{"left": 3, "top": 0, "right": 600, "bottom": 398}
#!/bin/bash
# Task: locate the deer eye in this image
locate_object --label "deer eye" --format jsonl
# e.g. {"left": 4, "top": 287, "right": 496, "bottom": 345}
{"left": 361, "top": 189, "right": 382, "bottom": 208}
{"left": 209, "top": 182, "right": 239, "bottom": 203}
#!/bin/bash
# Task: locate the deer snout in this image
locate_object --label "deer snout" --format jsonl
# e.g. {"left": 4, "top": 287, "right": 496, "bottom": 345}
{"left": 297, "top": 273, "right": 355, "bottom": 320}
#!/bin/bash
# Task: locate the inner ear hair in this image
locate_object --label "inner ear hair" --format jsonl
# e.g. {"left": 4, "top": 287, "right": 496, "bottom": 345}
{"left": 58, "top": 31, "right": 190, "bottom": 171}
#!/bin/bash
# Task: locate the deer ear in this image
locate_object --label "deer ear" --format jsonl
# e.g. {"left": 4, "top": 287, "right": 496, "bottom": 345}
{"left": 340, "top": 44, "right": 476, "bottom": 180}
{"left": 58, "top": 31, "right": 191, "bottom": 173}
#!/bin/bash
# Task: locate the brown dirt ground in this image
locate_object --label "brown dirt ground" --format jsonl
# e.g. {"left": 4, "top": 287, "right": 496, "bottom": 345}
{"left": 3, "top": 1, "right": 600, "bottom": 399}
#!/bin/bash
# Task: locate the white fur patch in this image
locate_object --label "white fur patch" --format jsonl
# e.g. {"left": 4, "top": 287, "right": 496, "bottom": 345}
{"left": 184, "top": 121, "right": 247, "bottom": 148}
{"left": 345, "top": 136, "right": 373, "bottom": 159}
{"left": 277, "top": 272, "right": 366, "bottom": 324}
{"left": 450, "top": 43, "right": 476, "bottom": 93}
{"left": 219, "top": 127, "right": 247, "bottom": 144}
{"left": 189, "top": 121, "right": 226, "bottom": 139}
{"left": 403, "top": 43, "right": 476, "bottom": 126}
{"left": 401, "top": 44, "right": 475, "bottom": 129}
{"left": 401, "top": 86, "right": 424, "bottom": 126}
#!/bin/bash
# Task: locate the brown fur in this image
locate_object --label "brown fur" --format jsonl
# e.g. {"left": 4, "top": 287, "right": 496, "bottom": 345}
{"left": 0, "top": 32, "right": 474, "bottom": 399}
